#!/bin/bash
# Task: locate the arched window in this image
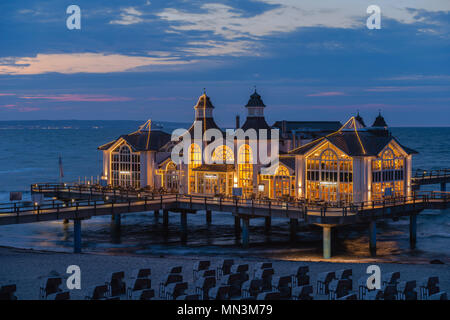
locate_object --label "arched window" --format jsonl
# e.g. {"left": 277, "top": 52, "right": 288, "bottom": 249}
{"left": 111, "top": 143, "right": 140, "bottom": 188}
{"left": 372, "top": 147, "right": 405, "bottom": 199}
{"left": 274, "top": 165, "right": 291, "bottom": 197}
{"left": 238, "top": 144, "right": 253, "bottom": 197}
{"left": 306, "top": 146, "right": 352, "bottom": 202}
{"left": 275, "top": 165, "right": 290, "bottom": 176}
{"left": 164, "top": 161, "right": 178, "bottom": 191}
{"left": 188, "top": 143, "right": 202, "bottom": 193}
{"left": 212, "top": 145, "right": 234, "bottom": 164}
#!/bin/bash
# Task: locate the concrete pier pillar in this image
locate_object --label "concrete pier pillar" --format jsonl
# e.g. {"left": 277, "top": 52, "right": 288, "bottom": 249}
{"left": 369, "top": 221, "right": 377, "bottom": 256}
{"left": 264, "top": 217, "right": 271, "bottom": 233}
{"left": 234, "top": 216, "right": 241, "bottom": 236}
{"left": 242, "top": 217, "right": 249, "bottom": 248}
{"left": 410, "top": 214, "right": 417, "bottom": 249}
{"left": 180, "top": 211, "right": 187, "bottom": 242}
{"left": 206, "top": 210, "right": 212, "bottom": 225}
{"left": 290, "top": 219, "right": 297, "bottom": 243}
{"left": 323, "top": 226, "right": 331, "bottom": 259}
{"left": 73, "top": 219, "right": 82, "bottom": 253}
{"left": 163, "top": 210, "right": 169, "bottom": 228}
{"left": 441, "top": 182, "right": 446, "bottom": 192}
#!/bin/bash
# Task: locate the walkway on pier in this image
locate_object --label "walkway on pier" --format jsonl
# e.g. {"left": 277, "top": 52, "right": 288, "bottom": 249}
{"left": 412, "top": 168, "right": 450, "bottom": 191}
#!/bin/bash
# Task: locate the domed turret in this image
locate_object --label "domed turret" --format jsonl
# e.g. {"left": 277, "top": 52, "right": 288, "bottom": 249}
{"left": 355, "top": 111, "right": 366, "bottom": 127}
{"left": 372, "top": 111, "right": 388, "bottom": 128}
{"left": 241, "top": 89, "right": 270, "bottom": 131}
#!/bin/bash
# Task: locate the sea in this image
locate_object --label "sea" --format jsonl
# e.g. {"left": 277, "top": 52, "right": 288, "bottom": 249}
{"left": 0, "top": 120, "right": 449, "bottom": 263}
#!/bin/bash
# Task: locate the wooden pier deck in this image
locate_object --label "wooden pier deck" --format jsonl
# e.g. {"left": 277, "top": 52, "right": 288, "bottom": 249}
{"left": 0, "top": 183, "right": 448, "bottom": 258}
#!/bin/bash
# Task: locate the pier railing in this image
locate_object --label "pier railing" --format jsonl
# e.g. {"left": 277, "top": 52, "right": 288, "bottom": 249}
{"left": 413, "top": 168, "right": 450, "bottom": 179}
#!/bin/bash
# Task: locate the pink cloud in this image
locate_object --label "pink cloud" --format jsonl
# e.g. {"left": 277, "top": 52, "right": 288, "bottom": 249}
{"left": 19, "top": 94, "right": 134, "bottom": 102}
{"left": 307, "top": 91, "right": 346, "bottom": 97}
{"left": 0, "top": 93, "right": 16, "bottom": 96}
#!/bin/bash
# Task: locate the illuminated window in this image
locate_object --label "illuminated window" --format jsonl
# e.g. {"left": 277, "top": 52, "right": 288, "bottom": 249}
{"left": 163, "top": 161, "right": 179, "bottom": 191}
{"left": 212, "top": 145, "right": 234, "bottom": 164}
{"left": 238, "top": 144, "right": 253, "bottom": 197}
{"left": 111, "top": 144, "right": 140, "bottom": 188}
{"left": 274, "top": 165, "right": 291, "bottom": 198}
{"left": 372, "top": 147, "right": 405, "bottom": 199}
{"left": 188, "top": 143, "right": 202, "bottom": 193}
{"left": 305, "top": 145, "right": 352, "bottom": 202}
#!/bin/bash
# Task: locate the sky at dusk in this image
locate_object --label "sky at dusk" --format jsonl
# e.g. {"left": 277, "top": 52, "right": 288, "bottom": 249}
{"left": 0, "top": 0, "right": 449, "bottom": 126}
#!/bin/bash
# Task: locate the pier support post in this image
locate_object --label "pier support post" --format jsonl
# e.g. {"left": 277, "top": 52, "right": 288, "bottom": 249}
{"left": 163, "top": 210, "right": 169, "bottom": 229}
{"left": 241, "top": 217, "right": 249, "bottom": 248}
{"left": 441, "top": 182, "right": 446, "bottom": 192}
{"left": 410, "top": 214, "right": 417, "bottom": 249}
{"left": 206, "top": 210, "right": 212, "bottom": 225}
{"left": 73, "top": 219, "right": 82, "bottom": 253}
{"left": 264, "top": 217, "right": 271, "bottom": 233}
{"left": 323, "top": 226, "right": 331, "bottom": 259}
{"left": 290, "top": 219, "right": 297, "bottom": 243}
{"left": 114, "top": 214, "right": 121, "bottom": 229}
{"left": 234, "top": 216, "right": 241, "bottom": 236}
{"left": 154, "top": 210, "right": 159, "bottom": 220}
{"left": 369, "top": 221, "right": 377, "bottom": 256}
{"left": 180, "top": 211, "right": 187, "bottom": 242}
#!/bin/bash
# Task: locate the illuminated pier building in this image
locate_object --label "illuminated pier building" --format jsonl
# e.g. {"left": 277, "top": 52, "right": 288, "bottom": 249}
{"left": 99, "top": 91, "right": 416, "bottom": 204}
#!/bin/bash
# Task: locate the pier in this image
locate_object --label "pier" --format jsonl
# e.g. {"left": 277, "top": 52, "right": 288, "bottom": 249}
{"left": 0, "top": 182, "right": 447, "bottom": 258}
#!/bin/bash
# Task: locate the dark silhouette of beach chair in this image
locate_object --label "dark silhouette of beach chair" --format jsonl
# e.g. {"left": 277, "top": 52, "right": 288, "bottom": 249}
{"left": 256, "top": 291, "right": 281, "bottom": 300}
{"left": 40, "top": 277, "right": 63, "bottom": 299}
{"left": 127, "top": 278, "right": 151, "bottom": 299}
{"left": 328, "top": 279, "right": 350, "bottom": 300}
{"left": 242, "top": 279, "right": 263, "bottom": 298}
{"left": 132, "top": 289, "right": 155, "bottom": 300}
{"left": 0, "top": 284, "right": 17, "bottom": 300}
{"left": 169, "top": 266, "right": 182, "bottom": 274}
{"left": 291, "top": 266, "right": 309, "bottom": 286}
{"left": 208, "top": 285, "right": 231, "bottom": 300}
{"left": 217, "top": 259, "right": 234, "bottom": 279}
{"left": 419, "top": 276, "right": 440, "bottom": 300}
{"left": 397, "top": 280, "right": 417, "bottom": 300}
{"left": 317, "top": 271, "right": 335, "bottom": 295}
{"left": 47, "top": 291, "right": 70, "bottom": 300}
{"left": 165, "top": 282, "right": 188, "bottom": 300}
{"left": 231, "top": 264, "right": 249, "bottom": 275}
{"left": 381, "top": 284, "right": 397, "bottom": 300}
{"left": 200, "top": 269, "right": 216, "bottom": 279}
{"left": 272, "top": 275, "right": 292, "bottom": 299}
{"left": 335, "top": 269, "right": 352, "bottom": 290}
{"left": 428, "top": 292, "right": 447, "bottom": 300}
{"left": 381, "top": 271, "right": 400, "bottom": 287}
{"left": 252, "top": 262, "right": 272, "bottom": 277}
{"left": 193, "top": 260, "right": 211, "bottom": 281}
{"left": 159, "top": 274, "right": 183, "bottom": 298}
{"left": 106, "top": 271, "right": 126, "bottom": 297}
{"left": 195, "top": 276, "right": 216, "bottom": 300}
{"left": 254, "top": 268, "right": 274, "bottom": 291}
{"left": 130, "top": 268, "right": 151, "bottom": 279}
{"left": 85, "top": 285, "right": 109, "bottom": 300}
{"left": 221, "top": 273, "right": 242, "bottom": 298}
{"left": 291, "top": 285, "right": 313, "bottom": 300}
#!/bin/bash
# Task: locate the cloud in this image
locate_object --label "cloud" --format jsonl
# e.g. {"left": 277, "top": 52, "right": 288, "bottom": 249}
{"left": 158, "top": 1, "right": 450, "bottom": 40}
{"left": 182, "top": 40, "right": 258, "bottom": 56}
{"left": 109, "top": 7, "right": 145, "bottom": 25}
{"left": 0, "top": 53, "right": 196, "bottom": 75}
{"left": 0, "top": 93, "right": 16, "bottom": 96}
{"left": 307, "top": 91, "right": 346, "bottom": 97}
{"left": 19, "top": 94, "right": 134, "bottom": 102}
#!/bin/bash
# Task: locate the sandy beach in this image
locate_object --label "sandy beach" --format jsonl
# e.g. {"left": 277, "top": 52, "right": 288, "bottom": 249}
{"left": 0, "top": 246, "right": 447, "bottom": 300}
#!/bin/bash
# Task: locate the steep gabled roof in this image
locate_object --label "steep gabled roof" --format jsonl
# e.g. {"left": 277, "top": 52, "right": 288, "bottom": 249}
{"left": 195, "top": 93, "right": 215, "bottom": 109}
{"left": 98, "top": 129, "right": 171, "bottom": 152}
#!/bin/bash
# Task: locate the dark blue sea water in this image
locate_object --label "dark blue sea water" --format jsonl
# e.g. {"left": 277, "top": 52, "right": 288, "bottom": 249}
{"left": 0, "top": 121, "right": 448, "bottom": 263}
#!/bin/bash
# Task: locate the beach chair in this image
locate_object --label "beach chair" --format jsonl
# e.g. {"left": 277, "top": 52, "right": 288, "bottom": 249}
{"left": 292, "top": 285, "right": 313, "bottom": 300}
{"left": 255, "top": 268, "right": 274, "bottom": 291}
{"left": 231, "top": 264, "right": 249, "bottom": 275}
{"left": 39, "top": 277, "right": 63, "bottom": 299}
{"left": 428, "top": 292, "right": 447, "bottom": 300}
{"left": 221, "top": 273, "right": 242, "bottom": 298}
{"left": 159, "top": 274, "right": 183, "bottom": 298}
{"left": 335, "top": 268, "right": 353, "bottom": 290}
{"left": 357, "top": 276, "right": 374, "bottom": 300}
{"left": 165, "top": 282, "right": 188, "bottom": 300}
{"left": 396, "top": 280, "right": 417, "bottom": 300}
{"left": 193, "top": 260, "right": 211, "bottom": 281}
{"left": 337, "top": 293, "right": 357, "bottom": 300}
{"left": 272, "top": 275, "right": 292, "bottom": 299}
{"left": 130, "top": 289, "right": 155, "bottom": 300}
{"left": 200, "top": 269, "right": 216, "bottom": 279}
{"left": 85, "top": 285, "right": 109, "bottom": 300}
{"left": 328, "top": 279, "right": 349, "bottom": 300}
{"left": 291, "top": 266, "right": 309, "bottom": 286}
{"left": 130, "top": 268, "right": 151, "bottom": 279}
{"left": 252, "top": 262, "right": 272, "bottom": 277}
{"left": 127, "top": 278, "right": 151, "bottom": 299}
{"left": 256, "top": 291, "right": 281, "bottom": 300}
{"left": 208, "top": 285, "right": 231, "bottom": 300}
{"left": 106, "top": 271, "right": 126, "bottom": 297}
{"left": 47, "top": 291, "right": 70, "bottom": 300}
{"left": 0, "top": 284, "right": 17, "bottom": 301}
{"left": 217, "top": 259, "right": 234, "bottom": 279}
{"left": 317, "top": 271, "right": 335, "bottom": 295}
{"left": 169, "top": 266, "right": 183, "bottom": 274}
{"left": 381, "top": 271, "right": 400, "bottom": 287}
{"left": 195, "top": 276, "right": 216, "bottom": 300}
{"left": 419, "top": 276, "right": 440, "bottom": 300}
{"left": 242, "top": 279, "right": 263, "bottom": 298}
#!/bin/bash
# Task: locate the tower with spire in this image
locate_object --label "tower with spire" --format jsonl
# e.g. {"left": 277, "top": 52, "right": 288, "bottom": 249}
{"left": 241, "top": 89, "right": 271, "bottom": 132}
